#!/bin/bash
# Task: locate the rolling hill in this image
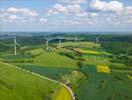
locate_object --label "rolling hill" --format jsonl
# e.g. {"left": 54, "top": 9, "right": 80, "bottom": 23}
{"left": 0, "top": 62, "right": 72, "bottom": 100}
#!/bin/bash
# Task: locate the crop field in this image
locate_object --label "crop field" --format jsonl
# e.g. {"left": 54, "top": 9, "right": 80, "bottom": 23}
{"left": 74, "top": 48, "right": 101, "bottom": 55}
{"left": 55, "top": 87, "right": 72, "bottom": 100}
{"left": 1, "top": 49, "right": 77, "bottom": 68}
{"left": 59, "top": 42, "right": 101, "bottom": 49}
{"left": 1, "top": 53, "right": 33, "bottom": 59}
{"left": 61, "top": 71, "right": 87, "bottom": 91}
{"left": 76, "top": 65, "right": 132, "bottom": 100}
{"left": 0, "top": 0, "right": 132, "bottom": 98}
{"left": 0, "top": 62, "right": 64, "bottom": 100}
{"left": 96, "top": 66, "right": 110, "bottom": 73}
{"left": 16, "top": 64, "right": 74, "bottom": 80}
{"left": 83, "top": 55, "right": 110, "bottom": 65}
{"left": 74, "top": 48, "right": 111, "bottom": 56}
{"left": 0, "top": 34, "right": 132, "bottom": 100}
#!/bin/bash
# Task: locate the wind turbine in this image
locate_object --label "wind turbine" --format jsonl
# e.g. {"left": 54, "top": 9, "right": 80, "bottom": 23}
{"left": 44, "top": 34, "right": 54, "bottom": 50}
{"left": 74, "top": 34, "right": 78, "bottom": 48}
{"left": 57, "top": 36, "right": 64, "bottom": 48}
{"left": 11, "top": 36, "right": 20, "bottom": 55}
{"left": 95, "top": 33, "right": 100, "bottom": 60}
{"left": 59, "top": 38, "right": 62, "bottom": 48}
{"left": 44, "top": 34, "right": 49, "bottom": 50}
{"left": 96, "top": 33, "right": 99, "bottom": 43}
{"left": 0, "top": 34, "right": 33, "bottom": 55}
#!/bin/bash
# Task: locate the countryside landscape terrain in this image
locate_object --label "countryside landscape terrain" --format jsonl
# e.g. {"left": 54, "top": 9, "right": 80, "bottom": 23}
{"left": 0, "top": 0, "right": 132, "bottom": 99}
{"left": 0, "top": 33, "right": 132, "bottom": 100}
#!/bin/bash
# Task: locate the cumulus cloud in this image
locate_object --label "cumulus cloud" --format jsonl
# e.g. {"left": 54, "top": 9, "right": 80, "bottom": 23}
{"left": 8, "top": 15, "right": 22, "bottom": 20}
{"left": 90, "top": 0, "right": 132, "bottom": 25}
{"left": 91, "top": 0, "right": 123, "bottom": 13}
{"left": 67, "top": 4, "right": 82, "bottom": 13}
{"left": 0, "top": 7, "right": 39, "bottom": 23}
{"left": 124, "top": 6, "right": 132, "bottom": 14}
{"left": 76, "top": 12, "right": 98, "bottom": 18}
{"left": 90, "top": 12, "right": 98, "bottom": 17}
{"left": 54, "top": 4, "right": 68, "bottom": 13}
{"left": 1, "top": 7, "right": 38, "bottom": 17}
{"left": 76, "top": 11, "right": 88, "bottom": 17}
{"left": 47, "top": 3, "right": 82, "bottom": 16}
{"left": 39, "top": 18, "right": 48, "bottom": 22}
{"left": 62, "top": 19, "right": 79, "bottom": 24}
{"left": 3, "top": 15, "right": 23, "bottom": 23}
{"left": 58, "top": 0, "right": 87, "bottom": 4}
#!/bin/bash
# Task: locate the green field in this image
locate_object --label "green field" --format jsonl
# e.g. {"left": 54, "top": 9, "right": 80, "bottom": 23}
{"left": 0, "top": 62, "right": 71, "bottom": 100}
{"left": 0, "top": 38, "right": 132, "bottom": 100}
{"left": 34, "top": 51, "right": 77, "bottom": 68}
{"left": 16, "top": 64, "right": 74, "bottom": 80}
{"left": 76, "top": 65, "right": 132, "bottom": 100}
{"left": 59, "top": 42, "right": 101, "bottom": 49}
{"left": 83, "top": 55, "right": 110, "bottom": 65}
{"left": 16, "top": 63, "right": 132, "bottom": 100}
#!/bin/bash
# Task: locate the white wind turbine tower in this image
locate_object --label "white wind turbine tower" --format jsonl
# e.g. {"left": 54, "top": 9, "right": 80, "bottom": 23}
{"left": 59, "top": 38, "right": 62, "bottom": 48}
{"left": 11, "top": 36, "right": 20, "bottom": 55}
{"left": 57, "top": 36, "right": 63, "bottom": 48}
{"left": 96, "top": 33, "right": 99, "bottom": 43}
{"left": 74, "top": 34, "right": 78, "bottom": 48}
{"left": 95, "top": 33, "right": 100, "bottom": 60}
{"left": 44, "top": 35, "right": 49, "bottom": 50}
{"left": 44, "top": 34, "right": 53, "bottom": 50}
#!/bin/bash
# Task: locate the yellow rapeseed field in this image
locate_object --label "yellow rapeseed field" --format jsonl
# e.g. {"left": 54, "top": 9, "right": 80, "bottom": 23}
{"left": 97, "top": 66, "right": 110, "bottom": 73}
{"left": 56, "top": 87, "right": 72, "bottom": 100}
{"left": 74, "top": 48, "right": 101, "bottom": 55}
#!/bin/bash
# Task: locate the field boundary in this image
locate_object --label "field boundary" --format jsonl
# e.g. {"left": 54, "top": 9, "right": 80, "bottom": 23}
{"left": 0, "top": 62, "right": 75, "bottom": 100}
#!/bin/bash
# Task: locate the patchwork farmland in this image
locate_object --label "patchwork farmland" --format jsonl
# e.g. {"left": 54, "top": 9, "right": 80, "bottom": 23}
{"left": 0, "top": 33, "right": 132, "bottom": 100}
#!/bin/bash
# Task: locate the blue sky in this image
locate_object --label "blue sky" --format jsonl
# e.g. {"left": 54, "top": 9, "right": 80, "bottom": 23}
{"left": 0, "top": 0, "right": 132, "bottom": 32}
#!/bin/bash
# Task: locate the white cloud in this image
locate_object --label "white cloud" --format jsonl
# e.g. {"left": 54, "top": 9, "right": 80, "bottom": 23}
{"left": 62, "top": 19, "right": 79, "bottom": 24}
{"left": 54, "top": 4, "right": 68, "bottom": 13}
{"left": 67, "top": 4, "right": 82, "bottom": 13}
{"left": 107, "top": 17, "right": 111, "bottom": 21}
{"left": 47, "top": 9, "right": 59, "bottom": 16}
{"left": 91, "top": 0, "right": 123, "bottom": 13}
{"left": 47, "top": 4, "right": 82, "bottom": 16}
{"left": 76, "top": 11, "right": 88, "bottom": 17}
{"left": 90, "top": 12, "right": 98, "bottom": 17}
{"left": 8, "top": 15, "right": 22, "bottom": 20}
{"left": 20, "top": 20, "right": 28, "bottom": 23}
{"left": 39, "top": 18, "right": 48, "bottom": 22}
{"left": 58, "top": 0, "right": 87, "bottom": 4}
{"left": 0, "top": 13, "right": 10, "bottom": 18}
{"left": 2, "top": 7, "right": 38, "bottom": 17}
{"left": 124, "top": 6, "right": 132, "bottom": 14}
{"left": 0, "top": 7, "right": 39, "bottom": 24}
{"left": 2, "top": 15, "right": 22, "bottom": 23}
{"left": 76, "top": 12, "right": 98, "bottom": 17}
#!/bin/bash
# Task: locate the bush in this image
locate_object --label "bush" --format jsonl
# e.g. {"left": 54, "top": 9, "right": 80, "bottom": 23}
{"left": 77, "top": 61, "right": 83, "bottom": 69}
{"left": 59, "top": 52, "right": 76, "bottom": 59}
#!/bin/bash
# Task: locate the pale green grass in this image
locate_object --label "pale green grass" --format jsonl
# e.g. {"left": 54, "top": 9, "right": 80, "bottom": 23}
{"left": 27, "top": 48, "right": 44, "bottom": 55}
{"left": 58, "top": 42, "right": 101, "bottom": 48}
{"left": 0, "top": 62, "right": 61, "bottom": 100}
{"left": 34, "top": 51, "right": 77, "bottom": 68}
{"left": 84, "top": 55, "right": 110, "bottom": 66}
